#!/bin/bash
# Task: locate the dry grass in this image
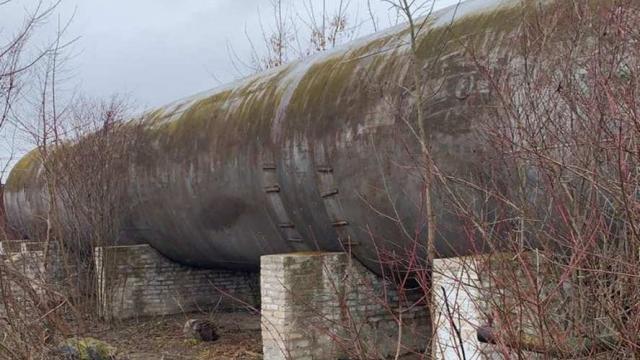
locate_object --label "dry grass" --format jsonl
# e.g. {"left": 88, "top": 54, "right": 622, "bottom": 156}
{"left": 85, "top": 312, "right": 262, "bottom": 360}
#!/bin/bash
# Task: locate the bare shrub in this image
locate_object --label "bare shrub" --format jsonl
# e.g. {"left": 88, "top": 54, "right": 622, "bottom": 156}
{"left": 392, "top": 0, "right": 640, "bottom": 358}
{"left": 465, "top": 1, "right": 640, "bottom": 357}
{"left": 45, "top": 97, "right": 144, "bottom": 312}
{"left": 0, "top": 95, "right": 140, "bottom": 358}
{"left": 0, "top": 1, "right": 85, "bottom": 358}
{"left": 229, "top": 0, "right": 360, "bottom": 74}
{"left": 346, "top": 0, "right": 640, "bottom": 358}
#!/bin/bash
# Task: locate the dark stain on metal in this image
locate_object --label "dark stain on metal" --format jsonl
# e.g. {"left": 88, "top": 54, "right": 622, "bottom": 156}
{"left": 200, "top": 197, "right": 247, "bottom": 231}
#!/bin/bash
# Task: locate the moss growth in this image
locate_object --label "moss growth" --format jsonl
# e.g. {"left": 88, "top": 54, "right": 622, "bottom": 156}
{"left": 280, "top": 2, "right": 537, "bottom": 139}
{"left": 287, "top": 55, "right": 360, "bottom": 123}
{"left": 132, "top": 1, "right": 530, "bottom": 150}
{"left": 5, "top": 2, "right": 540, "bottom": 195}
{"left": 184, "top": 338, "right": 201, "bottom": 346}
{"left": 142, "top": 64, "right": 292, "bottom": 165}
{"left": 57, "top": 337, "right": 117, "bottom": 360}
{"left": 284, "top": 29, "right": 410, "bottom": 137}
{"left": 143, "top": 108, "right": 167, "bottom": 126}
{"left": 4, "top": 149, "right": 43, "bottom": 192}
{"left": 414, "top": 5, "right": 523, "bottom": 59}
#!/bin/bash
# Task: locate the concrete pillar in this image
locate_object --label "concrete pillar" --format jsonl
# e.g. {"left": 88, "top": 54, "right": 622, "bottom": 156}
{"left": 261, "top": 252, "right": 344, "bottom": 360}
{"left": 260, "top": 252, "right": 429, "bottom": 360}
{"left": 431, "top": 253, "right": 561, "bottom": 360}
{"left": 432, "top": 256, "right": 497, "bottom": 360}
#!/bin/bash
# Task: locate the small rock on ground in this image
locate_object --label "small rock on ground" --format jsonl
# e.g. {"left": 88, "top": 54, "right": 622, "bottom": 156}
{"left": 183, "top": 319, "right": 219, "bottom": 342}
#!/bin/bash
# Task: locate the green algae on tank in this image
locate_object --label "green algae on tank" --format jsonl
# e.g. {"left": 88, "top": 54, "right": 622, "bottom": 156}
{"left": 4, "top": 149, "right": 43, "bottom": 193}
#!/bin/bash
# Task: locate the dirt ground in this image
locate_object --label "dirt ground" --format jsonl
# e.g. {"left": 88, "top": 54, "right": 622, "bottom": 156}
{"left": 88, "top": 311, "right": 263, "bottom": 360}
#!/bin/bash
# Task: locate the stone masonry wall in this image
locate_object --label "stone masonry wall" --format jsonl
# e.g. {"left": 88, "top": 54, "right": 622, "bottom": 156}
{"left": 261, "top": 252, "right": 430, "bottom": 360}
{"left": 0, "top": 240, "right": 67, "bottom": 319}
{"left": 0, "top": 240, "right": 63, "bottom": 297}
{"left": 95, "top": 244, "right": 259, "bottom": 320}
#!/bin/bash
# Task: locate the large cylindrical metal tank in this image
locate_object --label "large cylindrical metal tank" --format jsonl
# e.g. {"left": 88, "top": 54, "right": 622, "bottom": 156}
{"left": 4, "top": 0, "right": 524, "bottom": 270}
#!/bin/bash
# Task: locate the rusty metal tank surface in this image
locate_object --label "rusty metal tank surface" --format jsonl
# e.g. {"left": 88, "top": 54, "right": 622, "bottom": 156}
{"left": 4, "top": 0, "right": 524, "bottom": 271}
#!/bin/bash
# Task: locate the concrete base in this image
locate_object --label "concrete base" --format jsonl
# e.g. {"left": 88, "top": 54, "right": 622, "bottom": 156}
{"left": 432, "top": 256, "right": 498, "bottom": 360}
{"left": 260, "top": 252, "right": 429, "bottom": 360}
{"left": 431, "top": 253, "right": 575, "bottom": 360}
{"left": 95, "top": 244, "right": 259, "bottom": 320}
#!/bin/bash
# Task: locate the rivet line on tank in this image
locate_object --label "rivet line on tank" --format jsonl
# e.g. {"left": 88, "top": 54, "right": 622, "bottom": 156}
{"left": 321, "top": 189, "right": 339, "bottom": 198}
{"left": 340, "top": 237, "right": 360, "bottom": 246}
{"left": 264, "top": 185, "right": 281, "bottom": 193}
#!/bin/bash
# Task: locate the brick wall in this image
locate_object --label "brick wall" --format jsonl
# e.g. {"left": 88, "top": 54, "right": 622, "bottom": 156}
{"left": 0, "top": 240, "right": 63, "bottom": 300}
{"left": 261, "top": 252, "right": 429, "bottom": 360}
{"left": 95, "top": 244, "right": 260, "bottom": 320}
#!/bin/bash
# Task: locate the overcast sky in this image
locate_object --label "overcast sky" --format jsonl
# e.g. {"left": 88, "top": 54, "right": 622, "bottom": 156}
{"left": 0, "top": 0, "right": 459, "bottom": 179}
